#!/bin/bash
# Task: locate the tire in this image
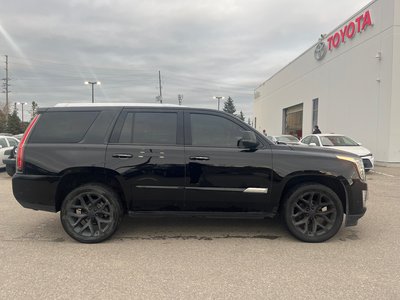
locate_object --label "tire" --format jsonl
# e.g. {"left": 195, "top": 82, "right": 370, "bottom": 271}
{"left": 6, "top": 164, "right": 16, "bottom": 177}
{"left": 283, "top": 183, "right": 344, "bottom": 243}
{"left": 60, "top": 184, "right": 123, "bottom": 243}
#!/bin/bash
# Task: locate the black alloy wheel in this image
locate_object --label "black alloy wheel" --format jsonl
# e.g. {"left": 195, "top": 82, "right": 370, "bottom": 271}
{"left": 283, "top": 184, "right": 343, "bottom": 243}
{"left": 61, "top": 184, "right": 122, "bottom": 243}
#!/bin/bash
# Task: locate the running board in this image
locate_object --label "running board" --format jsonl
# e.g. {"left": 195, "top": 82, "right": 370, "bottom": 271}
{"left": 128, "top": 211, "right": 275, "bottom": 219}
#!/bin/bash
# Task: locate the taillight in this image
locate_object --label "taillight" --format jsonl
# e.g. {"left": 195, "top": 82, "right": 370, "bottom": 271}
{"left": 17, "top": 114, "right": 40, "bottom": 172}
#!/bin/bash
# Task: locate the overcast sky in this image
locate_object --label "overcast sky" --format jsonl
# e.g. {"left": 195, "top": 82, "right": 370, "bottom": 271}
{"left": 0, "top": 0, "right": 371, "bottom": 120}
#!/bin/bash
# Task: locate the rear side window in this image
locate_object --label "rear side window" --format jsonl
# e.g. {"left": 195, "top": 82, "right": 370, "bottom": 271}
{"left": 29, "top": 111, "right": 99, "bottom": 143}
{"left": 118, "top": 112, "right": 177, "bottom": 145}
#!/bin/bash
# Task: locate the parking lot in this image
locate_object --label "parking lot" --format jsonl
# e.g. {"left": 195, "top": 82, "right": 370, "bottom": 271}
{"left": 0, "top": 167, "right": 399, "bottom": 299}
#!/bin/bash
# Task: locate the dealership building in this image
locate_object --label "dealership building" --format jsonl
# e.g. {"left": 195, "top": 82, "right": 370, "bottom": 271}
{"left": 254, "top": 0, "right": 400, "bottom": 163}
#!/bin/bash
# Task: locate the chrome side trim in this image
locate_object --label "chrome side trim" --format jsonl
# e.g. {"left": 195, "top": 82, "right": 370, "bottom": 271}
{"left": 186, "top": 187, "right": 244, "bottom": 192}
{"left": 136, "top": 186, "right": 183, "bottom": 190}
{"left": 136, "top": 186, "right": 268, "bottom": 193}
{"left": 243, "top": 188, "right": 268, "bottom": 194}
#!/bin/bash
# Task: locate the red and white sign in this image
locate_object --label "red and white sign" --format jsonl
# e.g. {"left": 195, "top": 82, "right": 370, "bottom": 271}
{"left": 327, "top": 10, "right": 373, "bottom": 50}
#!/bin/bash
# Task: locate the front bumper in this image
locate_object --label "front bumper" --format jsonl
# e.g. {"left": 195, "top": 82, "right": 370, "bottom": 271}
{"left": 343, "top": 178, "right": 367, "bottom": 226}
{"left": 12, "top": 174, "right": 60, "bottom": 212}
{"left": 346, "top": 209, "right": 367, "bottom": 226}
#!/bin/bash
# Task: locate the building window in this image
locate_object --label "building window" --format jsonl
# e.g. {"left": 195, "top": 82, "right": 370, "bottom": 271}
{"left": 283, "top": 103, "right": 303, "bottom": 139}
{"left": 312, "top": 98, "right": 319, "bottom": 128}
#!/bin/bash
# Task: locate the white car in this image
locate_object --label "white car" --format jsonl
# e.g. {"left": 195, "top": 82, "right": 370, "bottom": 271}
{"left": 267, "top": 135, "right": 301, "bottom": 145}
{"left": 0, "top": 135, "right": 20, "bottom": 168}
{"left": 300, "top": 134, "right": 374, "bottom": 171}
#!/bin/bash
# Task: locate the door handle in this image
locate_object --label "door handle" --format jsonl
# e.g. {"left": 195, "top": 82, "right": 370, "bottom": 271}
{"left": 112, "top": 153, "right": 133, "bottom": 159}
{"left": 189, "top": 156, "right": 209, "bottom": 161}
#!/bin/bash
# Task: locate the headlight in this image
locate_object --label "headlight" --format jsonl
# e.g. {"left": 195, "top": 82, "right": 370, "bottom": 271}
{"left": 337, "top": 155, "right": 366, "bottom": 181}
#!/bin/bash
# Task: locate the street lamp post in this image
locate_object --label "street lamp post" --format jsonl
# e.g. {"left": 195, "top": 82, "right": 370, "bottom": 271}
{"left": 84, "top": 81, "right": 101, "bottom": 103}
{"left": 213, "top": 96, "right": 225, "bottom": 111}
{"left": 17, "top": 102, "right": 28, "bottom": 123}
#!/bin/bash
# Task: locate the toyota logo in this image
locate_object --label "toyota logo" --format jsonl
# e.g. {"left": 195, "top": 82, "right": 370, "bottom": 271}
{"left": 314, "top": 41, "right": 327, "bottom": 61}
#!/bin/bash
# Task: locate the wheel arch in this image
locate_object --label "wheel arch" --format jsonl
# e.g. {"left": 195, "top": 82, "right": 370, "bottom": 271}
{"left": 55, "top": 167, "right": 128, "bottom": 213}
{"left": 277, "top": 174, "right": 348, "bottom": 215}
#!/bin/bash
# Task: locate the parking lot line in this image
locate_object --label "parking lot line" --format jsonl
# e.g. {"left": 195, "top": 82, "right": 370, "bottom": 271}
{"left": 369, "top": 170, "right": 395, "bottom": 178}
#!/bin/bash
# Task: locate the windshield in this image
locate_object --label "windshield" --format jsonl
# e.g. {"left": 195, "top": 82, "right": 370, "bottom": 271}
{"left": 320, "top": 135, "right": 359, "bottom": 146}
{"left": 276, "top": 135, "right": 299, "bottom": 142}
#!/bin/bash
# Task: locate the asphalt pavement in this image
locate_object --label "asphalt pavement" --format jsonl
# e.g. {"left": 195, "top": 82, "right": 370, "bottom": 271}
{"left": 0, "top": 167, "right": 399, "bottom": 299}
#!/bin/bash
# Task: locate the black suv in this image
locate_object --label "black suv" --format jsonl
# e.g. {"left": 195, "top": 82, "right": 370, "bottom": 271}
{"left": 12, "top": 103, "right": 367, "bottom": 243}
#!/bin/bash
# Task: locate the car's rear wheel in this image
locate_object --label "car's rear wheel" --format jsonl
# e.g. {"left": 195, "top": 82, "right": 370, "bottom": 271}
{"left": 283, "top": 184, "right": 343, "bottom": 242}
{"left": 60, "top": 184, "right": 122, "bottom": 243}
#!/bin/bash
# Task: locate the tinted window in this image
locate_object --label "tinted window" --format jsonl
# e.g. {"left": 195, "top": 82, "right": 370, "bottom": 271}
{"left": 118, "top": 112, "right": 177, "bottom": 145}
{"left": 30, "top": 111, "right": 99, "bottom": 143}
{"left": 119, "top": 113, "right": 134, "bottom": 143}
{"left": 0, "top": 138, "right": 7, "bottom": 148}
{"left": 190, "top": 114, "right": 244, "bottom": 148}
{"left": 7, "top": 138, "right": 19, "bottom": 147}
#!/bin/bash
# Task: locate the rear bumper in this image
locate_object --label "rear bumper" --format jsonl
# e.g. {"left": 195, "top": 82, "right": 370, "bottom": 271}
{"left": 2, "top": 158, "right": 15, "bottom": 166}
{"left": 12, "top": 174, "right": 60, "bottom": 212}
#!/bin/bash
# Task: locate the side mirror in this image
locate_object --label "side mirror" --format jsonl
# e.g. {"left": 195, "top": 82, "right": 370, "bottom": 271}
{"left": 309, "top": 143, "right": 317, "bottom": 146}
{"left": 357, "top": 142, "right": 362, "bottom": 146}
{"left": 238, "top": 131, "right": 259, "bottom": 149}
{"left": 11, "top": 146, "right": 18, "bottom": 158}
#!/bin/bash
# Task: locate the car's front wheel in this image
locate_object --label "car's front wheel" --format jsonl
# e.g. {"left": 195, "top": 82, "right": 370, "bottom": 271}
{"left": 60, "top": 184, "right": 123, "bottom": 243}
{"left": 283, "top": 183, "right": 344, "bottom": 242}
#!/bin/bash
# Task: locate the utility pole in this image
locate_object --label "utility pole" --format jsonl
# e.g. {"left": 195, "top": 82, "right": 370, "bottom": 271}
{"left": 3, "top": 55, "right": 10, "bottom": 121}
{"left": 178, "top": 94, "right": 183, "bottom": 105}
{"left": 158, "top": 70, "right": 163, "bottom": 104}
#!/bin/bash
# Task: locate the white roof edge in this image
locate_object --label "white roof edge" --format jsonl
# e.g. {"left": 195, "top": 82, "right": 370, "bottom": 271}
{"left": 54, "top": 103, "right": 185, "bottom": 108}
{"left": 255, "top": 0, "right": 376, "bottom": 91}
